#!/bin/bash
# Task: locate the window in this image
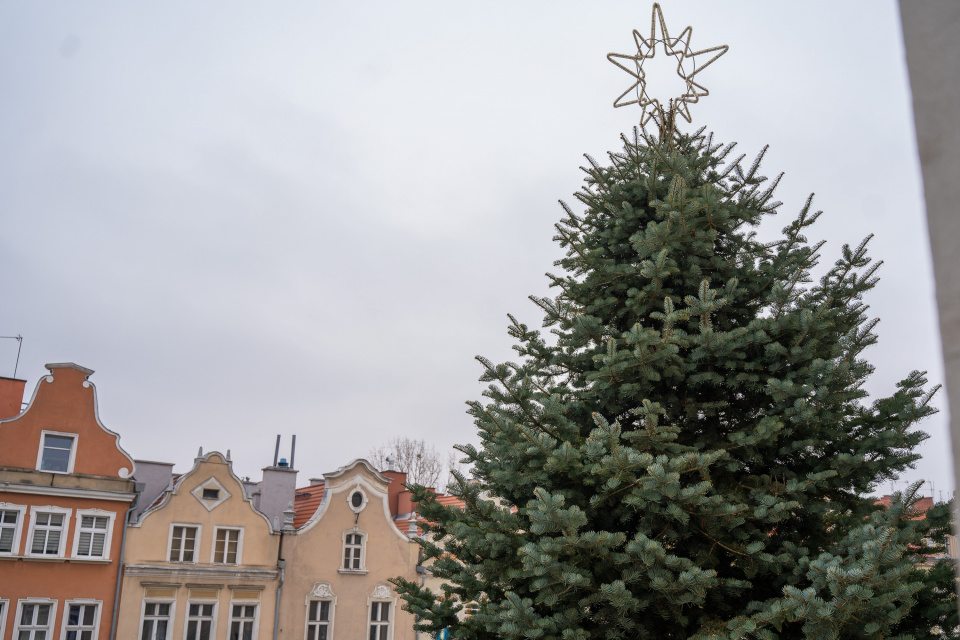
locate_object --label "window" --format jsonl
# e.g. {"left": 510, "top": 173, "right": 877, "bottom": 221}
{"left": 213, "top": 527, "right": 242, "bottom": 565}
{"left": 140, "top": 602, "right": 172, "bottom": 640}
{"left": 185, "top": 603, "right": 216, "bottom": 640}
{"left": 368, "top": 601, "right": 390, "bottom": 640}
{"left": 169, "top": 525, "right": 199, "bottom": 562}
{"left": 0, "top": 504, "right": 26, "bottom": 555}
{"left": 14, "top": 600, "right": 56, "bottom": 640}
{"left": 0, "top": 600, "right": 8, "bottom": 640}
{"left": 27, "top": 507, "right": 71, "bottom": 557}
{"left": 72, "top": 510, "right": 114, "bottom": 559}
{"left": 306, "top": 600, "right": 331, "bottom": 640}
{"left": 62, "top": 601, "right": 99, "bottom": 640}
{"left": 191, "top": 478, "right": 230, "bottom": 511}
{"left": 37, "top": 431, "right": 77, "bottom": 473}
{"left": 347, "top": 488, "right": 368, "bottom": 514}
{"left": 228, "top": 604, "right": 257, "bottom": 640}
{"left": 305, "top": 582, "right": 336, "bottom": 640}
{"left": 342, "top": 532, "right": 364, "bottom": 570}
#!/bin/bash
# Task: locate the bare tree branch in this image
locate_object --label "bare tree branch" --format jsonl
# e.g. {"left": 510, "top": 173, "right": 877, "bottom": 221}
{"left": 368, "top": 437, "right": 445, "bottom": 489}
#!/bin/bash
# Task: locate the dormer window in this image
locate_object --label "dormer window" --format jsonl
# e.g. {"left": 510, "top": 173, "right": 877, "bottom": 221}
{"left": 37, "top": 432, "right": 77, "bottom": 474}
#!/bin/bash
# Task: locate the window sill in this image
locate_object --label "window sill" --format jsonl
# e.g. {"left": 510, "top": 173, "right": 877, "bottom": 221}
{"left": 70, "top": 557, "right": 111, "bottom": 564}
{"left": 22, "top": 556, "right": 67, "bottom": 562}
{"left": 338, "top": 569, "right": 368, "bottom": 575}
{"left": 0, "top": 555, "right": 111, "bottom": 564}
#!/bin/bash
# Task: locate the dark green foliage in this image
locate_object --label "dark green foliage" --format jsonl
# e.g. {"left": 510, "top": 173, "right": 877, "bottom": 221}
{"left": 891, "top": 500, "right": 960, "bottom": 640}
{"left": 390, "top": 128, "right": 947, "bottom": 639}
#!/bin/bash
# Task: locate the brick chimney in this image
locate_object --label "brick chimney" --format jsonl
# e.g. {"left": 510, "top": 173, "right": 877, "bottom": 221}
{"left": 0, "top": 376, "right": 26, "bottom": 420}
{"left": 381, "top": 470, "right": 407, "bottom": 517}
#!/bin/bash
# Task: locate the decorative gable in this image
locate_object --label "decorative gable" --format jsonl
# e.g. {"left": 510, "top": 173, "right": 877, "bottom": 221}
{"left": 0, "top": 363, "right": 135, "bottom": 478}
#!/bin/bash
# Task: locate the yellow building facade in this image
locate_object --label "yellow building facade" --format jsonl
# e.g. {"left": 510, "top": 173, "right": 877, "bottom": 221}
{"left": 116, "top": 451, "right": 280, "bottom": 640}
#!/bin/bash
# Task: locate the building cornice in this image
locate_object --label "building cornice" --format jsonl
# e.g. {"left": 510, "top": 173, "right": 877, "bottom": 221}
{"left": 124, "top": 564, "right": 280, "bottom": 582}
{"left": 0, "top": 482, "right": 136, "bottom": 502}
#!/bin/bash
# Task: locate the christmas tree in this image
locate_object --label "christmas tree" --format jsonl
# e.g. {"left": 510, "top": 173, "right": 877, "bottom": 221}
{"left": 392, "top": 6, "right": 952, "bottom": 638}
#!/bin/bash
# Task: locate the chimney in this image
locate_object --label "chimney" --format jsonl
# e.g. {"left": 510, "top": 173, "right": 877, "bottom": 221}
{"left": 381, "top": 470, "right": 407, "bottom": 517}
{"left": 258, "top": 463, "right": 298, "bottom": 529}
{"left": 257, "top": 435, "right": 299, "bottom": 527}
{"left": 132, "top": 460, "right": 176, "bottom": 517}
{"left": 397, "top": 489, "right": 415, "bottom": 517}
{"left": 0, "top": 376, "right": 26, "bottom": 420}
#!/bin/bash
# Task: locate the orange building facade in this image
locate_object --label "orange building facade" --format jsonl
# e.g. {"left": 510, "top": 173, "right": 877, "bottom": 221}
{"left": 0, "top": 363, "right": 137, "bottom": 640}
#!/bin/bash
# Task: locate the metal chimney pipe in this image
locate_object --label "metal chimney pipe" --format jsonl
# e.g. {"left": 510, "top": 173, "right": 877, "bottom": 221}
{"left": 273, "top": 435, "right": 281, "bottom": 467}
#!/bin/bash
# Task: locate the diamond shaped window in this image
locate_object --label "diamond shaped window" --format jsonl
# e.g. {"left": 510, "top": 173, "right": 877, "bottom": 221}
{"left": 191, "top": 477, "right": 231, "bottom": 511}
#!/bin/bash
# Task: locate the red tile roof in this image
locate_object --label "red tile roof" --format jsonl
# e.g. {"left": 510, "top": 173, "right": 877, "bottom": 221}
{"left": 293, "top": 485, "right": 325, "bottom": 528}
{"left": 875, "top": 495, "right": 934, "bottom": 519}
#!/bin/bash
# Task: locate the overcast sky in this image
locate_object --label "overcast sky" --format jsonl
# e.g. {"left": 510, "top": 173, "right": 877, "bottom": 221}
{"left": 0, "top": 1, "right": 950, "bottom": 499}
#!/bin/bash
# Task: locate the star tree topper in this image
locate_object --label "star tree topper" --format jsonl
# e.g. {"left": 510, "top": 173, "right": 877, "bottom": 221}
{"left": 608, "top": 3, "right": 728, "bottom": 136}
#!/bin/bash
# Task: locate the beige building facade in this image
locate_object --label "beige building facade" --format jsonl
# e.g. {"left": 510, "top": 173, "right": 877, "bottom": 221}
{"left": 278, "top": 459, "right": 422, "bottom": 640}
{"left": 116, "top": 451, "right": 280, "bottom": 640}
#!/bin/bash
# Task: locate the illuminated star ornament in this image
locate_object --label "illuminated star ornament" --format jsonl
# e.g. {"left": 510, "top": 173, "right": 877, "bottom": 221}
{"left": 608, "top": 3, "right": 728, "bottom": 138}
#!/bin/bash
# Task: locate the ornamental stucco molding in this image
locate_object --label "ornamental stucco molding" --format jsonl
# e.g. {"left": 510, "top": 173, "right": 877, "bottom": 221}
{"left": 371, "top": 583, "right": 392, "bottom": 599}
{"left": 308, "top": 582, "right": 335, "bottom": 599}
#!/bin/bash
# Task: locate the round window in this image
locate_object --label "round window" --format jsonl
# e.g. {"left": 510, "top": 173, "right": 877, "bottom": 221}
{"left": 351, "top": 491, "right": 364, "bottom": 508}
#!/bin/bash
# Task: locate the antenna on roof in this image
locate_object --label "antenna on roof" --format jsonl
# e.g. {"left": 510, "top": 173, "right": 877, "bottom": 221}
{"left": 0, "top": 335, "right": 23, "bottom": 378}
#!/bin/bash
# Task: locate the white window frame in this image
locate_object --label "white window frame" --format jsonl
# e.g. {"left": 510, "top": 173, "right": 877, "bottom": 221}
{"left": 71, "top": 509, "right": 116, "bottom": 561}
{"left": 0, "top": 598, "right": 9, "bottom": 640}
{"left": 35, "top": 430, "right": 78, "bottom": 474}
{"left": 137, "top": 599, "right": 176, "bottom": 640}
{"left": 167, "top": 523, "right": 202, "bottom": 563}
{"left": 0, "top": 503, "right": 27, "bottom": 557}
{"left": 346, "top": 486, "right": 368, "bottom": 514}
{"left": 13, "top": 598, "right": 58, "bottom": 640}
{"left": 303, "top": 582, "right": 336, "bottom": 640}
{"left": 59, "top": 598, "right": 102, "bottom": 640}
{"left": 366, "top": 585, "right": 395, "bottom": 640}
{"left": 227, "top": 601, "right": 259, "bottom": 640}
{"left": 183, "top": 600, "right": 218, "bottom": 640}
{"left": 210, "top": 526, "right": 243, "bottom": 565}
{"left": 25, "top": 506, "right": 72, "bottom": 558}
{"left": 339, "top": 528, "right": 367, "bottom": 573}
